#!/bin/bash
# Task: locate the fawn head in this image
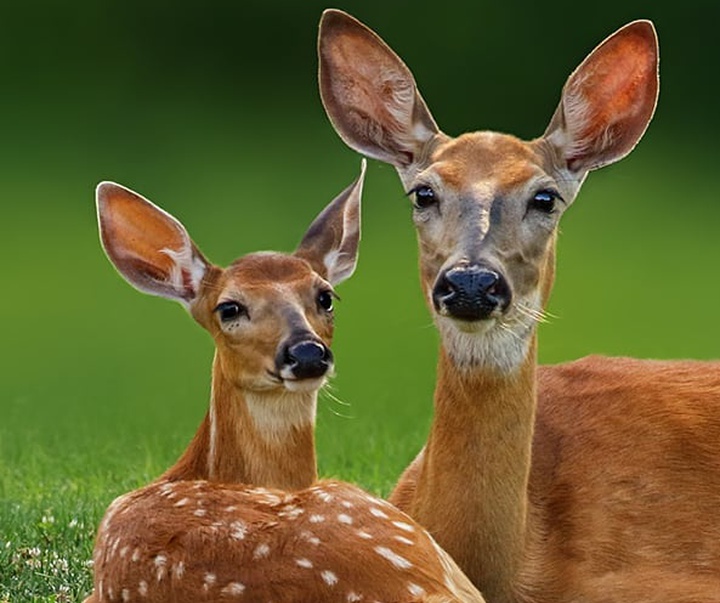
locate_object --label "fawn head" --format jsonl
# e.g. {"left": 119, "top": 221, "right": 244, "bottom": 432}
{"left": 319, "top": 11, "right": 658, "bottom": 371}
{"left": 97, "top": 161, "right": 364, "bottom": 393}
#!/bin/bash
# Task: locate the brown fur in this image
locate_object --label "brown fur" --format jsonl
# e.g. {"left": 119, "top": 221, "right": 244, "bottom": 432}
{"left": 87, "top": 178, "right": 485, "bottom": 602}
{"left": 316, "top": 10, "right": 720, "bottom": 603}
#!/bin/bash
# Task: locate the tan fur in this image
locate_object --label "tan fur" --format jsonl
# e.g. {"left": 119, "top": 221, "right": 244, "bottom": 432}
{"left": 88, "top": 177, "right": 485, "bottom": 602}
{"left": 317, "top": 10, "right": 720, "bottom": 603}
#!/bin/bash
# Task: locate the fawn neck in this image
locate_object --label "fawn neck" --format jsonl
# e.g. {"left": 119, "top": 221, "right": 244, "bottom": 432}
{"left": 415, "top": 336, "right": 538, "bottom": 603}
{"left": 162, "top": 352, "right": 318, "bottom": 490}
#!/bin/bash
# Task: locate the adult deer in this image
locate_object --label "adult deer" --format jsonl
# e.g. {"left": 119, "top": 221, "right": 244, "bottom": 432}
{"left": 319, "top": 10, "right": 720, "bottom": 603}
{"left": 84, "top": 168, "right": 484, "bottom": 603}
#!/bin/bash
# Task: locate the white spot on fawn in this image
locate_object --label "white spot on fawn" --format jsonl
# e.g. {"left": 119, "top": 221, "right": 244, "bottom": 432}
{"left": 119, "top": 545, "right": 129, "bottom": 558}
{"left": 341, "top": 500, "right": 354, "bottom": 509}
{"left": 193, "top": 508, "right": 207, "bottom": 517}
{"left": 131, "top": 548, "right": 140, "bottom": 562}
{"left": 375, "top": 546, "right": 413, "bottom": 570}
{"left": 315, "top": 490, "right": 333, "bottom": 503}
{"left": 369, "top": 507, "right": 389, "bottom": 519}
{"left": 122, "top": 588, "right": 130, "bottom": 602}
{"left": 337, "top": 514, "right": 353, "bottom": 525}
{"left": 225, "top": 505, "right": 237, "bottom": 513}
{"left": 203, "top": 572, "right": 216, "bottom": 591}
{"left": 154, "top": 554, "right": 167, "bottom": 581}
{"left": 408, "top": 583, "right": 426, "bottom": 597}
{"left": 394, "top": 535, "right": 414, "bottom": 546}
{"left": 392, "top": 521, "right": 415, "bottom": 533}
{"left": 321, "top": 570, "right": 339, "bottom": 586}
{"left": 222, "top": 582, "right": 246, "bottom": 596}
{"left": 174, "top": 498, "right": 189, "bottom": 507}
{"left": 356, "top": 530, "right": 373, "bottom": 540}
{"left": 172, "top": 561, "right": 185, "bottom": 579}
{"left": 309, "top": 514, "right": 325, "bottom": 523}
{"left": 347, "top": 592, "right": 363, "bottom": 602}
{"left": 253, "top": 543, "right": 270, "bottom": 559}
{"left": 300, "top": 530, "right": 321, "bottom": 545}
{"left": 296, "top": 558, "right": 313, "bottom": 568}
{"left": 230, "top": 521, "right": 247, "bottom": 540}
{"left": 138, "top": 580, "right": 148, "bottom": 596}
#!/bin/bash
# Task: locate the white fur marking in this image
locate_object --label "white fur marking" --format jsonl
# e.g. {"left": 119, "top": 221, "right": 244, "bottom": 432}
{"left": 230, "top": 520, "right": 247, "bottom": 540}
{"left": 204, "top": 573, "right": 216, "bottom": 590}
{"left": 253, "top": 543, "right": 270, "bottom": 559}
{"left": 122, "top": 588, "right": 130, "bottom": 602}
{"left": 174, "top": 497, "right": 189, "bottom": 507}
{"left": 347, "top": 592, "right": 363, "bottom": 602}
{"left": 321, "top": 570, "right": 339, "bottom": 586}
{"left": 408, "top": 583, "right": 426, "bottom": 597}
{"left": 296, "top": 558, "right": 313, "bottom": 568}
{"left": 369, "top": 507, "right": 389, "bottom": 519}
{"left": 138, "top": 580, "right": 148, "bottom": 597}
{"left": 356, "top": 530, "right": 373, "bottom": 540}
{"left": 392, "top": 521, "right": 415, "bottom": 533}
{"left": 374, "top": 546, "right": 413, "bottom": 570}
{"left": 173, "top": 561, "right": 185, "bottom": 579}
{"left": 222, "top": 582, "right": 246, "bottom": 596}
{"left": 394, "top": 535, "right": 414, "bottom": 546}
{"left": 337, "top": 513, "right": 353, "bottom": 525}
{"left": 309, "top": 514, "right": 325, "bottom": 523}
{"left": 154, "top": 554, "right": 167, "bottom": 581}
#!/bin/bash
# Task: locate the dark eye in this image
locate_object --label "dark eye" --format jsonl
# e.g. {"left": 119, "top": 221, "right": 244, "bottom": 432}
{"left": 528, "top": 189, "right": 561, "bottom": 214}
{"left": 317, "top": 290, "right": 334, "bottom": 312}
{"left": 214, "top": 301, "right": 248, "bottom": 323}
{"left": 412, "top": 185, "right": 438, "bottom": 209}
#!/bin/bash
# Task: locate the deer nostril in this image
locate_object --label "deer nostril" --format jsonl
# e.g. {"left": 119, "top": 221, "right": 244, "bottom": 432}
{"left": 281, "top": 340, "right": 332, "bottom": 380}
{"left": 432, "top": 264, "right": 511, "bottom": 321}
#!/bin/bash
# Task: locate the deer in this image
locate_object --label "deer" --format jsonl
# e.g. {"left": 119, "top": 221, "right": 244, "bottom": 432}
{"left": 319, "top": 9, "right": 720, "bottom": 603}
{"left": 84, "top": 167, "right": 485, "bottom": 603}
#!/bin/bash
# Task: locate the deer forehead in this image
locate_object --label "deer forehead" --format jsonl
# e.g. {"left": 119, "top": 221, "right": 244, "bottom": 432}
{"left": 215, "top": 253, "right": 324, "bottom": 303}
{"left": 426, "top": 132, "right": 550, "bottom": 199}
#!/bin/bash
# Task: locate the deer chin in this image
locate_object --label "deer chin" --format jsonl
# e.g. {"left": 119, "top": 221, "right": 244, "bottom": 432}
{"left": 282, "top": 375, "right": 328, "bottom": 393}
{"left": 436, "top": 313, "right": 532, "bottom": 374}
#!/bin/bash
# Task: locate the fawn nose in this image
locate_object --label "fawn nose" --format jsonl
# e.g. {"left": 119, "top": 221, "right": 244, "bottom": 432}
{"left": 432, "top": 264, "right": 511, "bottom": 321}
{"left": 280, "top": 340, "right": 333, "bottom": 380}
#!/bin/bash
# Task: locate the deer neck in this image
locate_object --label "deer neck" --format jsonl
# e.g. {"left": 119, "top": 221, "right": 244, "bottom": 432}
{"left": 414, "top": 333, "right": 538, "bottom": 603}
{"left": 162, "top": 353, "right": 318, "bottom": 491}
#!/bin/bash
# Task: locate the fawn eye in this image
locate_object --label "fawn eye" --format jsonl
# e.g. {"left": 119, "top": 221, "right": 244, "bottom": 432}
{"left": 317, "top": 290, "right": 334, "bottom": 312}
{"left": 215, "top": 301, "right": 248, "bottom": 323}
{"left": 411, "top": 185, "right": 438, "bottom": 209}
{"left": 528, "top": 189, "right": 561, "bottom": 214}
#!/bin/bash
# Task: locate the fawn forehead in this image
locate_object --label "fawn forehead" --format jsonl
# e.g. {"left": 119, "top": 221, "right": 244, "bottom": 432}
{"left": 428, "top": 131, "right": 548, "bottom": 200}
{"left": 217, "top": 253, "right": 320, "bottom": 298}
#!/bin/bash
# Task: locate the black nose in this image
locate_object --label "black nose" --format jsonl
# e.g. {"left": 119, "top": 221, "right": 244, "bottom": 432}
{"left": 432, "top": 264, "right": 511, "bottom": 321}
{"left": 280, "top": 340, "right": 333, "bottom": 380}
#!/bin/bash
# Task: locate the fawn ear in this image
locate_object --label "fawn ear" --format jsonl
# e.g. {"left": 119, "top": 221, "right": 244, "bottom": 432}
{"left": 544, "top": 20, "right": 659, "bottom": 174}
{"left": 295, "top": 159, "right": 365, "bottom": 286}
{"left": 318, "top": 9, "right": 439, "bottom": 168}
{"left": 96, "top": 182, "right": 210, "bottom": 306}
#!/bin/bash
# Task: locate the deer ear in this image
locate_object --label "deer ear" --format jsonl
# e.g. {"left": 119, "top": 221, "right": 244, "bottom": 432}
{"left": 544, "top": 20, "right": 659, "bottom": 174}
{"left": 96, "top": 182, "right": 210, "bottom": 306}
{"left": 318, "top": 9, "right": 439, "bottom": 168}
{"left": 295, "top": 160, "right": 365, "bottom": 286}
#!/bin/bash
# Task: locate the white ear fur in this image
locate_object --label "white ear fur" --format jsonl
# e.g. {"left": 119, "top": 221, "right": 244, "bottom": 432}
{"left": 318, "top": 9, "right": 439, "bottom": 168}
{"left": 543, "top": 20, "right": 659, "bottom": 174}
{"left": 295, "top": 159, "right": 365, "bottom": 286}
{"left": 96, "top": 181, "right": 209, "bottom": 307}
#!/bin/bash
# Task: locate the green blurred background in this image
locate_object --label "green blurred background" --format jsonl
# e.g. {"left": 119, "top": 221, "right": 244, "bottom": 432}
{"left": 2, "top": 0, "right": 720, "bottom": 495}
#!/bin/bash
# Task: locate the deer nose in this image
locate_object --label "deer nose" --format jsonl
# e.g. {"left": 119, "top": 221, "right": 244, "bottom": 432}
{"left": 432, "top": 264, "right": 511, "bottom": 321}
{"left": 280, "top": 340, "right": 333, "bottom": 380}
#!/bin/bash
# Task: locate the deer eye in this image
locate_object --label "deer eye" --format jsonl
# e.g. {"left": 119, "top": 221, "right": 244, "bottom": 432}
{"left": 214, "top": 301, "right": 248, "bottom": 323}
{"left": 411, "top": 185, "right": 438, "bottom": 209}
{"left": 528, "top": 189, "right": 562, "bottom": 214}
{"left": 317, "top": 290, "right": 334, "bottom": 312}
